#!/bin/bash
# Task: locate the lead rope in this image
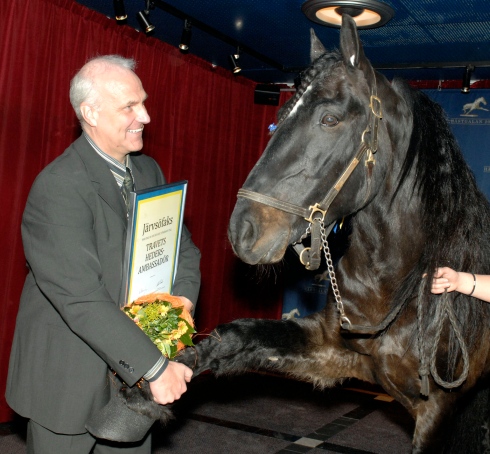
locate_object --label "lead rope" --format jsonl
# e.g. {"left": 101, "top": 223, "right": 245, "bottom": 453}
{"left": 418, "top": 285, "right": 470, "bottom": 396}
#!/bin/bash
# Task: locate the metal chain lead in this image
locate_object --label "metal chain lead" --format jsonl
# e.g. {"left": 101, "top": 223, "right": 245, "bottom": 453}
{"left": 292, "top": 220, "right": 351, "bottom": 329}
{"left": 320, "top": 221, "right": 352, "bottom": 329}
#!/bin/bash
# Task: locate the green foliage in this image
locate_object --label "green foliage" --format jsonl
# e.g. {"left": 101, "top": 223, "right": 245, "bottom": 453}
{"left": 123, "top": 299, "right": 196, "bottom": 359}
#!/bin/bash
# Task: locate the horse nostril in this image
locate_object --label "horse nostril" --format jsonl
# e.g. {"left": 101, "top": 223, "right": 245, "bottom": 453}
{"left": 237, "top": 220, "right": 257, "bottom": 250}
{"left": 229, "top": 217, "right": 257, "bottom": 252}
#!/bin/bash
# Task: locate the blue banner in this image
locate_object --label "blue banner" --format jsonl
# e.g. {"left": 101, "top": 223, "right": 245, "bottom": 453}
{"left": 424, "top": 89, "right": 490, "bottom": 199}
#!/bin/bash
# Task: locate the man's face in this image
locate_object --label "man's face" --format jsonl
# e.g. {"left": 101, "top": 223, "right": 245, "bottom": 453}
{"left": 86, "top": 67, "right": 151, "bottom": 163}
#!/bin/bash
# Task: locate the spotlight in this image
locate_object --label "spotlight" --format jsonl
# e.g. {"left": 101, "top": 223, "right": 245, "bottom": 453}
{"left": 179, "top": 19, "right": 192, "bottom": 53}
{"left": 113, "top": 0, "right": 127, "bottom": 22}
{"left": 461, "top": 65, "right": 474, "bottom": 94}
{"left": 137, "top": 1, "right": 155, "bottom": 34}
{"left": 230, "top": 55, "right": 241, "bottom": 73}
{"left": 302, "top": 0, "right": 394, "bottom": 29}
{"left": 230, "top": 47, "right": 241, "bottom": 74}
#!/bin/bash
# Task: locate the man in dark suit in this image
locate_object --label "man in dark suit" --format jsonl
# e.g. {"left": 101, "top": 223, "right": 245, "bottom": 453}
{"left": 6, "top": 55, "right": 201, "bottom": 453}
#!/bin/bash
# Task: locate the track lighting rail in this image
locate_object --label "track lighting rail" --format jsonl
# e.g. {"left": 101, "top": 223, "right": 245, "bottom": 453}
{"left": 152, "top": 0, "right": 296, "bottom": 73}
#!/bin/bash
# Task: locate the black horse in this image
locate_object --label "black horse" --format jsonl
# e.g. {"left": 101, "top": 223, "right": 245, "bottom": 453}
{"left": 178, "top": 15, "right": 490, "bottom": 452}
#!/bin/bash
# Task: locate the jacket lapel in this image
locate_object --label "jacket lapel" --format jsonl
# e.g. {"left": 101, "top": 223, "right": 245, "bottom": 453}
{"left": 72, "top": 135, "right": 128, "bottom": 225}
{"left": 130, "top": 153, "right": 165, "bottom": 190}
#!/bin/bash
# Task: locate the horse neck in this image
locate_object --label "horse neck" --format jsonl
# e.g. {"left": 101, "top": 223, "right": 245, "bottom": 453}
{"left": 331, "top": 210, "right": 420, "bottom": 326}
{"left": 339, "top": 157, "right": 425, "bottom": 295}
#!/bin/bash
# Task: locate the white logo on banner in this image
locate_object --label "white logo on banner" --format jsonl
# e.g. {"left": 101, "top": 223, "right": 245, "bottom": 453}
{"left": 461, "top": 97, "right": 489, "bottom": 117}
{"left": 448, "top": 96, "right": 490, "bottom": 125}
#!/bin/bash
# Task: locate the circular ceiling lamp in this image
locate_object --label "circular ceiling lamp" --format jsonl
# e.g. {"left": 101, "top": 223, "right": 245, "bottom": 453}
{"left": 302, "top": 0, "right": 394, "bottom": 29}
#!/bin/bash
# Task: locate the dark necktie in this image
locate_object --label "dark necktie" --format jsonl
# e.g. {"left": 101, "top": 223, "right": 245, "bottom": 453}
{"left": 121, "top": 167, "right": 134, "bottom": 213}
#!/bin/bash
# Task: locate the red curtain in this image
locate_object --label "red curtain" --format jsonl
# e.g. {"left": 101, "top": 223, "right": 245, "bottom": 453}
{"left": 0, "top": 0, "right": 293, "bottom": 422}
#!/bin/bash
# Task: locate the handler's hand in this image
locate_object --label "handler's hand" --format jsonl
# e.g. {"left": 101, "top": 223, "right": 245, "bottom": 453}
{"left": 149, "top": 361, "right": 193, "bottom": 405}
{"left": 431, "top": 267, "right": 461, "bottom": 294}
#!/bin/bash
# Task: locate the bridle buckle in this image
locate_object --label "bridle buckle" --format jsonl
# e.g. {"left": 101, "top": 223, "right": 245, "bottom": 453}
{"left": 305, "top": 203, "right": 326, "bottom": 224}
{"left": 370, "top": 95, "right": 382, "bottom": 119}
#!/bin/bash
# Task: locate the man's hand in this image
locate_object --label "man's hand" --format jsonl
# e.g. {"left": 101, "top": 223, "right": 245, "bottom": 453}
{"left": 149, "top": 361, "right": 193, "bottom": 405}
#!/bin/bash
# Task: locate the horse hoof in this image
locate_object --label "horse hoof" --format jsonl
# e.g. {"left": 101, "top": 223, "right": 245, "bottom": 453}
{"left": 174, "top": 347, "right": 198, "bottom": 370}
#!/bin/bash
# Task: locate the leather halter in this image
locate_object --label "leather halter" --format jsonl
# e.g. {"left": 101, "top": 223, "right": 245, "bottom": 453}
{"left": 237, "top": 95, "right": 382, "bottom": 271}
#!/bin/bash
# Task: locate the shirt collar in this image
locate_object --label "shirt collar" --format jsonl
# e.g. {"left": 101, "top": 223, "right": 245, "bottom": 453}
{"left": 83, "top": 132, "right": 133, "bottom": 187}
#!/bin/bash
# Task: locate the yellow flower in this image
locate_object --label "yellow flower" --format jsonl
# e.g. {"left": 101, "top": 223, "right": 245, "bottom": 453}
{"left": 123, "top": 295, "right": 196, "bottom": 359}
{"left": 177, "top": 320, "right": 187, "bottom": 336}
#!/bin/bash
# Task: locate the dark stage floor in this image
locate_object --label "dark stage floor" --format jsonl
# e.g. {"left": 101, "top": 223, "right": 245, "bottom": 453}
{"left": 1, "top": 372, "right": 414, "bottom": 453}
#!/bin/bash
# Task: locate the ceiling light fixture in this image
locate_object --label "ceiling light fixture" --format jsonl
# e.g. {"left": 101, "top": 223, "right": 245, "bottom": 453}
{"left": 179, "top": 19, "right": 192, "bottom": 52}
{"left": 230, "top": 47, "right": 241, "bottom": 74}
{"left": 113, "top": 0, "right": 127, "bottom": 22}
{"left": 137, "top": 1, "right": 155, "bottom": 34}
{"left": 461, "top": 65, "right": 475, "bottom": 94}
{"left": 302, "top": 0, "right": 394, "bottom": 29}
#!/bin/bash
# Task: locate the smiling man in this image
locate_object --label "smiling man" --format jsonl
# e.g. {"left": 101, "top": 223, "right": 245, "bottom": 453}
{"left": 6, "top": 56, "right": 201, "bottom": 454}
{"left": 78, "top": 58, "right": 150, "bottom": 162}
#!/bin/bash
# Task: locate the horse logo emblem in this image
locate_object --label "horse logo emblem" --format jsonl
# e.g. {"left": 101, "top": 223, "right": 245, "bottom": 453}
{"left": 281, "top": 308, "right": 300, "bottom": 319}
{"left": 461, "top": 96, "right": 489, "bottom": 116}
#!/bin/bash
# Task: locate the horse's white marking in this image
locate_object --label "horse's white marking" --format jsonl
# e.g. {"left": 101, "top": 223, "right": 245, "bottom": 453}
{"left": 288, "top": 85, "right": 312, "bottom": 118}
{"left": 350, "top": 54, "right": 356, "bottom": 66}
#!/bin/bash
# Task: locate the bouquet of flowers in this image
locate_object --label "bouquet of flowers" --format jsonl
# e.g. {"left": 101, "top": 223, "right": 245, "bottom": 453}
{"left": 123, "top": 292, "right": 196, "bottom": 359}
{"left": 85, "top": 293, "right": 196, "bottom": 443}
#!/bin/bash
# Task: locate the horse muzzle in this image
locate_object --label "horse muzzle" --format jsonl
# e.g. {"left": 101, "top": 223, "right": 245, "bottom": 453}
{"left": 228, "top": 200, "right": 293, "bottom": 264}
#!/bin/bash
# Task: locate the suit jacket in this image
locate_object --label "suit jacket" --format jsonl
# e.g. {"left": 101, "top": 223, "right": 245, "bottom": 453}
{"left": 6, "top": 134, "right": 201, "bottom": 434}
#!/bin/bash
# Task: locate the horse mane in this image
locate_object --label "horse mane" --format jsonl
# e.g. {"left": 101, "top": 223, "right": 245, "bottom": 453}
{"left": 390, "top": 80, "right": 490, "bottom": 369}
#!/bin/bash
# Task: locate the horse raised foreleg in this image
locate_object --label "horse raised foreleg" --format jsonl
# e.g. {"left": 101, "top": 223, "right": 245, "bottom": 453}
{"left": 177, "top": 317, "right": 376, "bottom": 387}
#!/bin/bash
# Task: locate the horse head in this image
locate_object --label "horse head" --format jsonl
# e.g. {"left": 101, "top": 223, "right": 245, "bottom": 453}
{"left": 228, "top": 15, "right": 409, "bottom": 265}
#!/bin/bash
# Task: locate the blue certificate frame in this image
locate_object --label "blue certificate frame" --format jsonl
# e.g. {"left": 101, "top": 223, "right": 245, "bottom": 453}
{"left": 121, "top": 181, "right": 187, "bottom": 306}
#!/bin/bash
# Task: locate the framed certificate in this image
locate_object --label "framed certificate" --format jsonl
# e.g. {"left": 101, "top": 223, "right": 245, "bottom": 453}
{"left": 121, "top": 181, "right": 187, "bottom": 306}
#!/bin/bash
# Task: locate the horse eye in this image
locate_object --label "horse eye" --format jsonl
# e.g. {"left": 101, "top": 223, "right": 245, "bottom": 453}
{"left": 321, "top": 114, "right": 339, "bottom": 127}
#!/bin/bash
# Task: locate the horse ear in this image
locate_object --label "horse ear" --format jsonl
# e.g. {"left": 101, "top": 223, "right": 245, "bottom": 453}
{"left": 310, "top": 29, "right": 327, "bottom": 63}
{"left": 339, "top": 14, "right": 366, "bottom": 69}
